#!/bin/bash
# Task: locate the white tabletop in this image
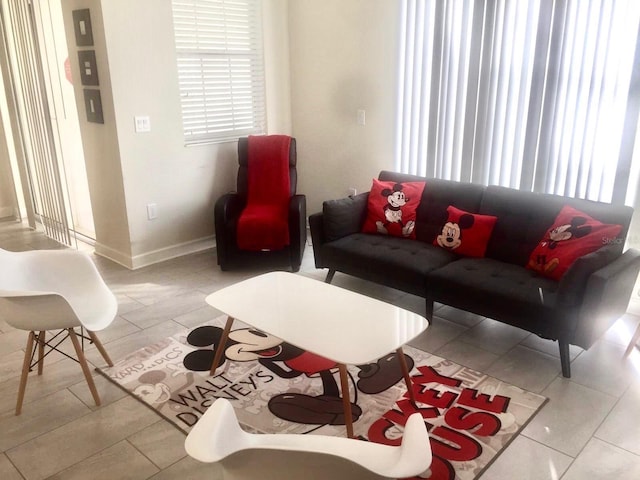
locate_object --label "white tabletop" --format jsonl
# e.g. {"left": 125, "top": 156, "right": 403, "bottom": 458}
{"left": 205, "top": 272, "right": 428, "bottom": 365}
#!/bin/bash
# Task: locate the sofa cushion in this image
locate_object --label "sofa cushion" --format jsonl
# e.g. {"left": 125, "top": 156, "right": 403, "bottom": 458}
{"left": 321, "top": 233, "right": 458, "bottom": 297}
{"left": 434, "top": 205, "right": 497, "bottom": 257}
{"left": 526, "top": 206, "right": 623, "bottom": 280}
{"left": 362, "top": 179, "right": 425, "bottom": 239}
{"left": 322, "top": 193, "right": 368, "bottom": 242}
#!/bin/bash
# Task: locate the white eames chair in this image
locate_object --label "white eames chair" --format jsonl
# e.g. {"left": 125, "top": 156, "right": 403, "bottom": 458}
{"left": 185, "top": 398, "right": 433, "bottom": 480}
{"left": 0, "top": 247, "right": 117, "bottom": 415}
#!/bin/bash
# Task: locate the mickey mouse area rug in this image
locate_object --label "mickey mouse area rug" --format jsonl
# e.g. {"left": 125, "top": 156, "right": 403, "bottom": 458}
{"left": 97, "top": 315, "right": 547, "bottom": 480}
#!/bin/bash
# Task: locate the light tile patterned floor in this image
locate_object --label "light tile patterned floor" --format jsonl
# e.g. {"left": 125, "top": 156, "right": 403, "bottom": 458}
{"left": 1, "top": 219, "right": 640, "bottom": 479}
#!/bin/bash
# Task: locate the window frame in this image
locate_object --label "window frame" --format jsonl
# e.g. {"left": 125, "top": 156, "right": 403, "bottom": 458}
{"left": 172, "top": 0, "right": 267, "bottom": 146}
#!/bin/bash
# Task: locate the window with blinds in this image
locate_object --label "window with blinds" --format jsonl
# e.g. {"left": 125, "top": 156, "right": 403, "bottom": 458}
{"left": 171, "top": 0, "right": 266, "bottom": 145}
{"left": 396, "top": 0, "right": 640, "bottom": 205}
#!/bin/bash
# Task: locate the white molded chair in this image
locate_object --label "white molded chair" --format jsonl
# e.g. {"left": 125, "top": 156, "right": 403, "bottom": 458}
{"left": 0, "top": 247, "right": 117, "bottom": 415}
{"left": 185, "top": 398, "right": 433, "bottom": 480}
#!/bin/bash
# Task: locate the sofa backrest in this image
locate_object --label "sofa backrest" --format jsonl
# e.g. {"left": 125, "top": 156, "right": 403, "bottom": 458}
{"left": 378, "top": 171, "right": 486, "bottom": 244}
{"left": 479, "top": 185, "right": 634, "bottom": 265}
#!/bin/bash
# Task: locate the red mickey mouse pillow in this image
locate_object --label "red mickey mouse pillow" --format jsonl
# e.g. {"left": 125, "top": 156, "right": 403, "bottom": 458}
{"left": 433, "top": 205, "right": 497, "bottom": 257}
{"left": 362, "top": 179, "right": 426, "bottom": 239}
{"left": 527, "top": 205, "right": 622, "bottom": 280}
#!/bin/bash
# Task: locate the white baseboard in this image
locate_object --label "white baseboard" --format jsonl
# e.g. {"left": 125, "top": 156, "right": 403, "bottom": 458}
{"left": 94, "top": 236, "right": 216, "bottom": 270}
{"left": 93, "top": 243, "right": 135, "bottom": 269}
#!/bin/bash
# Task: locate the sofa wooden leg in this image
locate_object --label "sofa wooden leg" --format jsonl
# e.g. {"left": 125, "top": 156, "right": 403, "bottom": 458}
{"left": 559, "top": 340, "right": 571, "bottom": 378}
{"left": 325, "top": 270, "right": 335, "bottom": 284}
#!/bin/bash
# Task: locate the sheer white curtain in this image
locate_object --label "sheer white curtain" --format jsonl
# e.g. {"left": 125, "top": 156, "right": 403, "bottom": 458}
{"left": 396, "top": 0, "right": 640, "bottom": 205}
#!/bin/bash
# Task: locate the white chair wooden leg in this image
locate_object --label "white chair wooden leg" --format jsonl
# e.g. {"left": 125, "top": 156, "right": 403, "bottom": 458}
{"left": 87, "top": 331, "right": 113, "bottom": 367}
{"left": 68, "top": 328, "right": 101, "bottom": 406}
{"left": 16, "top": 331, "right": 35, "bottom": 415}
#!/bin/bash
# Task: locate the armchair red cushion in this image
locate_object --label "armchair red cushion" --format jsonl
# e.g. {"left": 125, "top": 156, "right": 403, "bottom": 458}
{"left": 237, "top": 135, "right": 292, "bottom": 251}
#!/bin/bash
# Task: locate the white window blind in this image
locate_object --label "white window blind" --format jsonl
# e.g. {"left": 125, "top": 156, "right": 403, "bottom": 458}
{"left": 172, "top": 0, "right": 266, "bottom": 145}
{"left": 397, "top": 0, "right": 640, "bottom": 205}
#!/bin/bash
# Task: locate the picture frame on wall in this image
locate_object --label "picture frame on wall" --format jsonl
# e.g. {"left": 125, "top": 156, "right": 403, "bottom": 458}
{"left": 77, "top": 50, "right": 99, "bottom": 86}
{"left": 83, "top": 89, "right": 104, "bottom": 124}
{"left": 72, "top": 9, "right": 94, "bottom": 46}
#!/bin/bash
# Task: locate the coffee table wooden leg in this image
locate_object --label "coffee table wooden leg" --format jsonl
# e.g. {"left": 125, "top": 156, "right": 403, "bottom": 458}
{"left": 210, "top": 316, "right": 234, "bottom": 376}
{"left": 338, "top": 363, "right": 354, "bottom": 438}
{"left": 396, "top": 347, "right": 416, "bottom": 403}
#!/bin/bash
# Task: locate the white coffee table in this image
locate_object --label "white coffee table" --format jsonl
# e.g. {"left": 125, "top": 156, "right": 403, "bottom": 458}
{"left": 205, "top": 271, "right": 429, "bottom": 437}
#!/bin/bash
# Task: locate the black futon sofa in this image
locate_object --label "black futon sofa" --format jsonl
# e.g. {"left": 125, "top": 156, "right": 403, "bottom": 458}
{"left": 309, "top": 170, "right": 640, "bottom": 377}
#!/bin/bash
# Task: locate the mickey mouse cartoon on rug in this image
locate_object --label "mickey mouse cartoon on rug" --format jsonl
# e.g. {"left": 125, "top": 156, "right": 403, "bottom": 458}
{"left": 528, "top": 215, "right": 592, "bottom": 274}
{"left": 436, "top": 213, "right": 475, "bottom": 251}
{"left": 376, "top": 183, "right": 416, "bottom": 237}
{"left": 183, "top": 325, "right": 414, "bottom": 426}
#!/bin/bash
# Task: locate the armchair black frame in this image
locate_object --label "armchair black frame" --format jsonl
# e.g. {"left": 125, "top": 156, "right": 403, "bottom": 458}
{"left": 214, "top": 137, "right": 306, "bottom": 272}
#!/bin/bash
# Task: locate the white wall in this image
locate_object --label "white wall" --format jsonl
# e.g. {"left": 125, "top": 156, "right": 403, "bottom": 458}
{"left": 61, "top": 0, "right": 291, "bottom": 268}
{"left": 288, "top": 0, "right": 401, "bottom": 215}
{"left": 56, "top": 0, "right": 399, "bottom": 266}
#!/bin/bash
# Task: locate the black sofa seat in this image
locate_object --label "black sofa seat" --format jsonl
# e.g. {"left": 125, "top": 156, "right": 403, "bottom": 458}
{"left": 427, "top": 257, "right": 566, "bottom": 336}
{"left": 322, "top": 233, "right": 457, "bottom": 297}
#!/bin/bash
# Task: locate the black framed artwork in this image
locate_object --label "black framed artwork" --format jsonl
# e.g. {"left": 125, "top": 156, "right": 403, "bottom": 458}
{"left": 77, "top": 50, "right": 99, "bottom": 86}
{"left": 72, "top": 9, "right": 94, "bottom": 46}
{"left": 83, "top": 89, "right": 104, "bottom": 124}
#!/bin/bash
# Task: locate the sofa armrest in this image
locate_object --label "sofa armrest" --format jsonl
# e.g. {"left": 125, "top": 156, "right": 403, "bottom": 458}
{"left": 572, "top": 248, "right": 640, "bottom": 348}
{"left": 309, "top": 212, "right": 326, "bottom": 269}
{"left": 215, "top": 193, "right": 245, "bottom": 225}
{"left": 321, "top": 192, "right": 369, "bottom": 242}
{"left": 214, "top": 193, "right": 245, "bottom": 268}
{"left": 308, "top": 193, "right": 368, "bottom": 269}
{"left": 557, "top": 244, "right": 621, "bottom": 307}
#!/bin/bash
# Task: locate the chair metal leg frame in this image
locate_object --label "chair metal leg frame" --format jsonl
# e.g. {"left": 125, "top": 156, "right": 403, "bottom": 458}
{"left": 29, "top": 330, "right": 74, "bottom": 369}
{"left": 14, "top": 327, "right": 111, "bottom": 415}
{"left": 25, "top": 328, "right": 113, "bottom": 370}
{"left": 37, "top": 330, "right": 45, "bottom": 375}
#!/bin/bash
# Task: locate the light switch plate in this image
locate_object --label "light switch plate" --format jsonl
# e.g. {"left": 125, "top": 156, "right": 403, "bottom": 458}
{"left": 134, "top": 115, "right": 151, "bottom": 133}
